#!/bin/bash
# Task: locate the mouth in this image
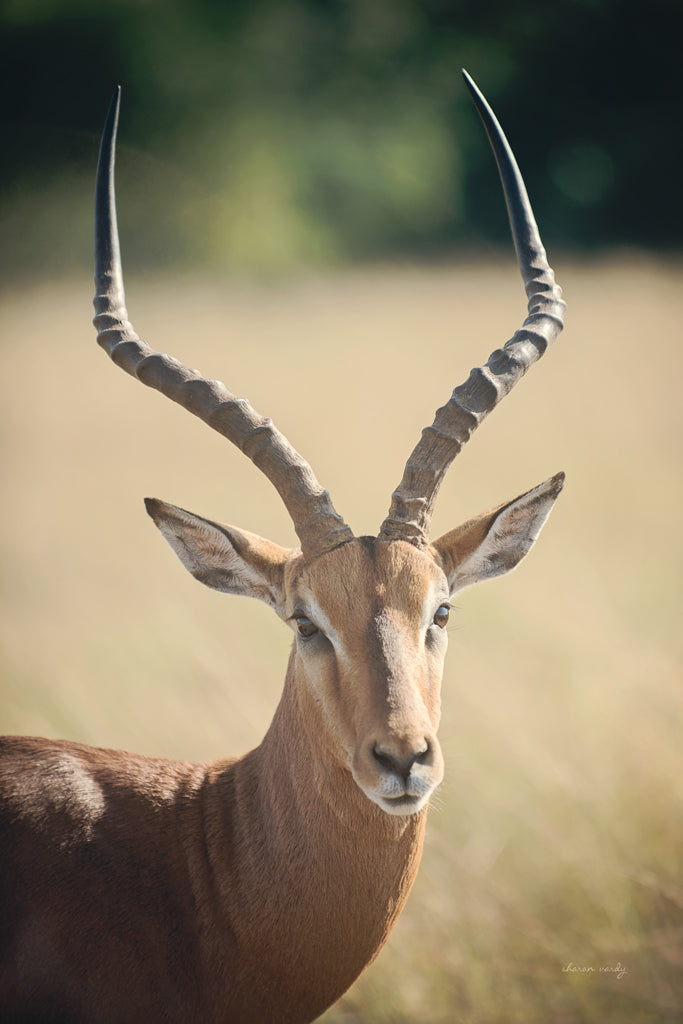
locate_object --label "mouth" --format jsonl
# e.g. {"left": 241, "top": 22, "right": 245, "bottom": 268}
{"left": 375, "top": 792, "right": 430, "bottom": 817}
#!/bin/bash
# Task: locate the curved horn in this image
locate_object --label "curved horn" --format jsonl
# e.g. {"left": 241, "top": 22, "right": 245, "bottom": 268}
{"left": 93, "top": 87, "right": 353, "bottom": 561}
{"left": 379, "top": 70, "right": 566, "bottom": 547}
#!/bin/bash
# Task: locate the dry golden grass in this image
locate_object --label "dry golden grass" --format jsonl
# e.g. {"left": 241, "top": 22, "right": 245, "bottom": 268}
{"left": 2, "top": 256, "right": 682, "bottom": 1021}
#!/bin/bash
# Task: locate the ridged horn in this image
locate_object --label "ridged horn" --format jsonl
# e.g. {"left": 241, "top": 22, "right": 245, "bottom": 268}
{"left": 93, "top": 87, "right": 354, "bottom": 561}
{"left": 379, "top": 70, "right": 566, "bottom": 547}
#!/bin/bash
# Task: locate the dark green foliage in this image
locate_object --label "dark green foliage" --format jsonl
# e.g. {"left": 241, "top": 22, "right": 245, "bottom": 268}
{"left": 1, "top": 0, "right": 681, "bottom": 279}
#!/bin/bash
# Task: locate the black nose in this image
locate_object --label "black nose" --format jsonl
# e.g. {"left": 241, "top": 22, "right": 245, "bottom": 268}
{"left": 372, "top": 741, "right": 431, "bottom": 781}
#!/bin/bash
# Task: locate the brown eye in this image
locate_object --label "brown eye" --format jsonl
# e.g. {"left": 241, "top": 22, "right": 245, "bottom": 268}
{"left": 296, "top": 615, "right": 319, "bottom": 638}
{"left": 433, "top": 604, "right": 450, "bottom": 628}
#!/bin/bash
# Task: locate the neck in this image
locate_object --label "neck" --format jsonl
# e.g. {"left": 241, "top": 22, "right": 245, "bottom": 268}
{"left": 201, "top": 649, "right": 427, "bottom": 1023}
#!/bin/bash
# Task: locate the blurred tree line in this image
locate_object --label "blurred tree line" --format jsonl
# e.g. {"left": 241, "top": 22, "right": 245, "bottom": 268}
{"left": 1, "top": 0, "right": 681, "bottom": 280}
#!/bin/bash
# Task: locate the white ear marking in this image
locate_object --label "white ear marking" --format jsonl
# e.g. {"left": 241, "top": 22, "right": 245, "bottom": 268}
{"left": 145, "top": 498, "right": 290, "bottom": 608}
{"left": 436, "top": 473, "right": 564, "bottom": 595}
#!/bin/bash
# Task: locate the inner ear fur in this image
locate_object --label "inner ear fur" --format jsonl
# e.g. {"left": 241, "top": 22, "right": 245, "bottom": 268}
{"left": 431, "top": 473, "right": 564, "bottom": 595}
{"left": 144, "top": 498, "right": 293, "bottom": 608}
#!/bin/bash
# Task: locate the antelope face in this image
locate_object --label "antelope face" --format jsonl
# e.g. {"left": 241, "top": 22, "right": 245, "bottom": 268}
{"left": 146, "top": 474, "right": 563, "bottom": 818}
{"left": 285, "top": 538, "right": 448, "bottom": 816}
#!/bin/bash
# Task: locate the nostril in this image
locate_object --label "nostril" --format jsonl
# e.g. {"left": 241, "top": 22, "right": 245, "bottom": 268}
{"left": 372, "top": 744, "right": 399, "bottom": 775}
{"left": 372, "top": 741, "right": 432, "bottom": 779}
{"left": 415, "top": 742, "right": 432, "bottom": 766}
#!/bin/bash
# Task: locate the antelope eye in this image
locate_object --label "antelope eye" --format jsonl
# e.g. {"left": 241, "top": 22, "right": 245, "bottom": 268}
{"left": 433, "top": 604, "right": 450, "bottom": 628}
{"left": 296, "top": 615, "right": 319, "bottom": 638}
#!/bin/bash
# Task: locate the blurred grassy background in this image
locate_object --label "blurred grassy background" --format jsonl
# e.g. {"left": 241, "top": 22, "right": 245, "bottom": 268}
{"left": 2, "top": 0, "right": 683, "bottom": 1020}
{"left": 2, "top": 257, "right": 682, "bottom": 1021}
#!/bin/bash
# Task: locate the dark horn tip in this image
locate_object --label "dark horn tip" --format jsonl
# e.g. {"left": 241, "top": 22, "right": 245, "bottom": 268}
{"left": 106, "top": 85, "right": 122, "bottom": 119}
{"left": 96, "top": 87, "right": 122, "bottom": 172}
{"left": 461, "top": 68, "right": 481, "bottom": 99}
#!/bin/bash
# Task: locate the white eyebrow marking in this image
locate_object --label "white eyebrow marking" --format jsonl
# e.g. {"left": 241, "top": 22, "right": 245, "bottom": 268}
{"left": 299, "top": 594, "right": 345, "bottom": 651}
{"left": 419, "top": 579, "right": 450, "bottom": 634}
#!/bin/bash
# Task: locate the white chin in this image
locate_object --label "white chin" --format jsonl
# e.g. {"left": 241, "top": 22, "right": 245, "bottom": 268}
{"left": 371, "top": 792, "right": 430, "bottom": 817}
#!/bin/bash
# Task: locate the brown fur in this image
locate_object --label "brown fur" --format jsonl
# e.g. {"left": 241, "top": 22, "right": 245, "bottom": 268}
{"left": 0, "top": 486, "right": 561, "bottom": 1021}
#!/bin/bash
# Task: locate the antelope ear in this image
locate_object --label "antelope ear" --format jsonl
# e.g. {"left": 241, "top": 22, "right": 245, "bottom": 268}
{"left": 144, "top": 498, "right": 292, "bottom": 609}
{"left": 431, "top": 473, "right": 564, "bottom": 596}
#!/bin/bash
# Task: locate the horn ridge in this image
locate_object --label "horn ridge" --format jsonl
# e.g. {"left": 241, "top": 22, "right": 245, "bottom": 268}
{"left": 93, "top": 87, "right": 353, "bottom": 560}
{"left": 378, "top": 71, "right": 565, "bottom": 547}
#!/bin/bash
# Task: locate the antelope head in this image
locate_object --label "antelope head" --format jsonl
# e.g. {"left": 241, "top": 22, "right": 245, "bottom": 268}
{"left": 94, "top": 72, "right": 565, "bottom": 818}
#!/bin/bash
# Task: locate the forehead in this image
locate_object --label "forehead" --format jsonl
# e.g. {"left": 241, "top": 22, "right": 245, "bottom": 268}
{"left": 287, "top": 537, "right": 447, "bottom": 620}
